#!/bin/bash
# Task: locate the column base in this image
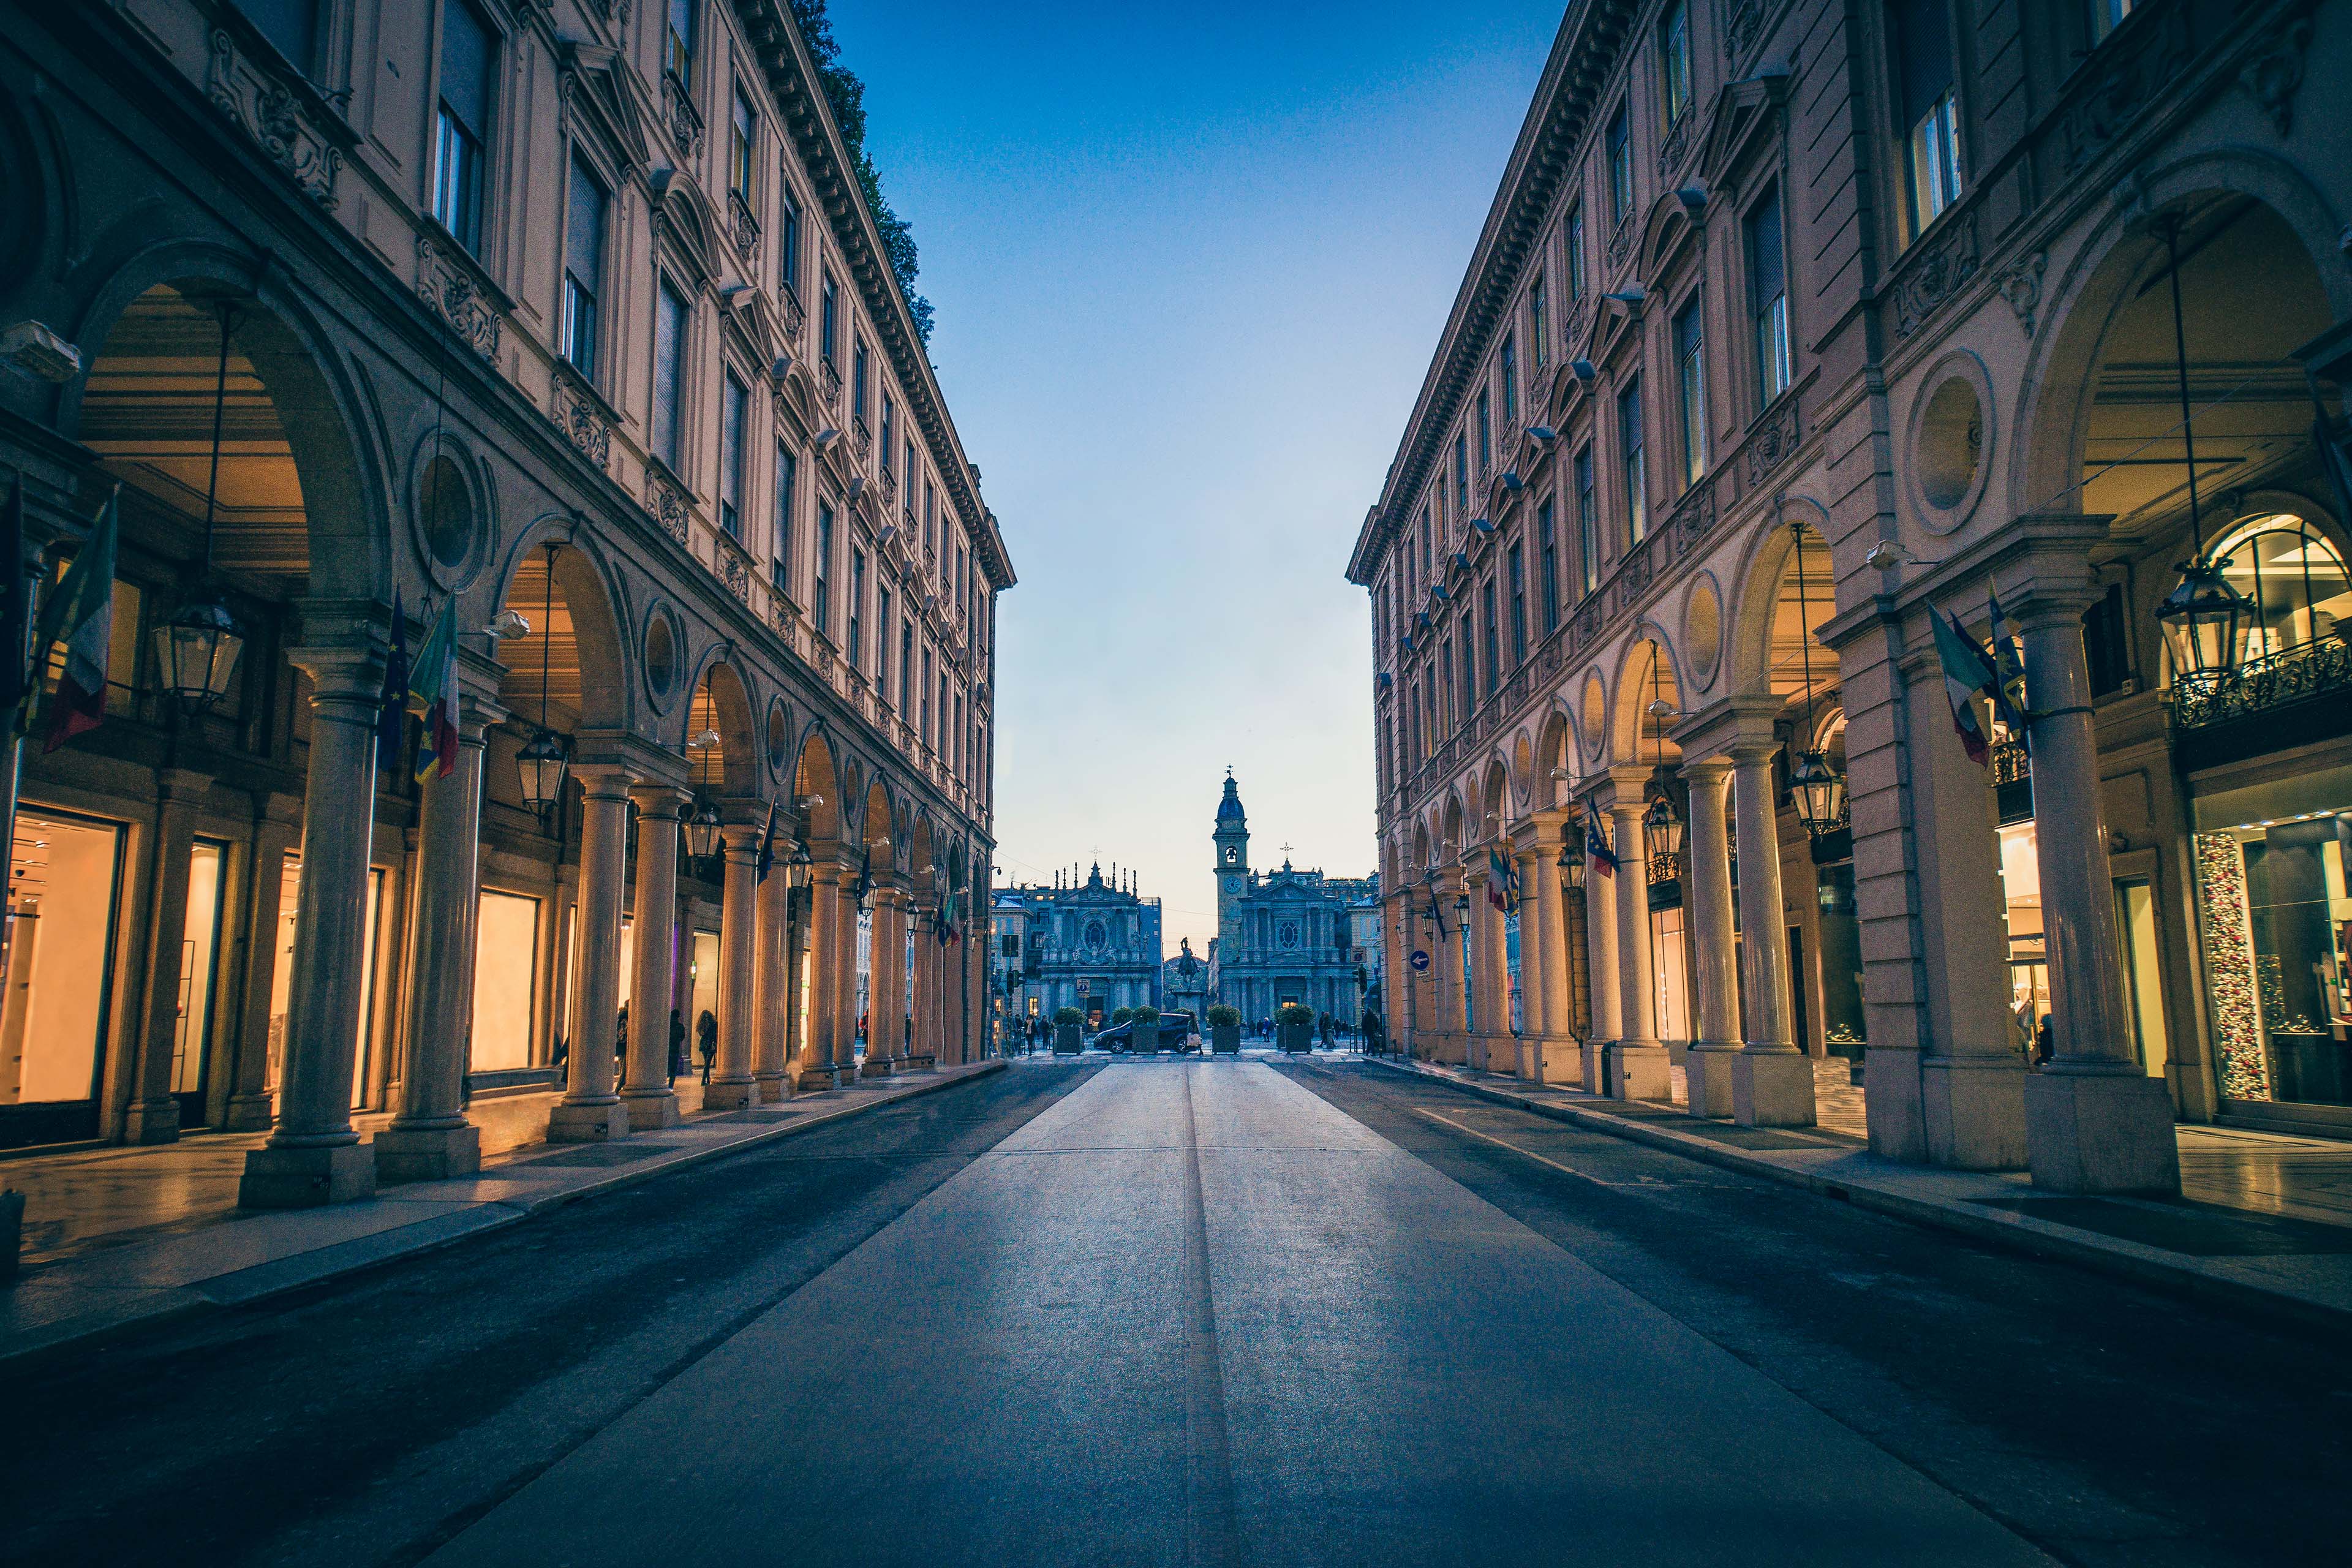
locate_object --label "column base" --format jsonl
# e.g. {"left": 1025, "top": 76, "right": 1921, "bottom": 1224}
{"left": 1921, "top": 1054, "right": 2027, "bottom": 1169}
{"left": 1425, "top": 1033, "right": 1466, "bottom": 1066}
{"left": 1512, "top": 1038, "right": 1536, "bottom": 1079}
{"left": 1684, "top": 1041, "right": 1741, "bottom": 1119}
{"left": 2024, "top": 1069, "right": 2181, "bottom": 1194}
{"left": 1529, "top": 1035, "right": 1580, "bottom": 1086}
{"left": 374, "top": 1123, "right": 481, "bottom": 1183}
{"left": 120, "top": 1097, "right": 182, "bottom": 1145}
{"left": 240, "top": 1141, "right": 375, "bottom": 1208}
{"left": 1731, "top": 1048, "right": 1817, "bottom": 1127}
{"left": 796, "top": 1065, "right": 843, "bottom": 1093}
{"left": 753, "top": 1072, "right": 791, "bottom": 1102}
{"left": 859, "top": 1057, "right": 894, "bottom": 1080}
{"left": 620, "top": 1089, "right": 683, "bottom": 1129}
{"left": 1604, "top": 1042, "right": 1672, "bottom": 1101}
{"left": 222, "top": 1091, "right": 276, "bottom": 1132}
{"left": 1863, "top": 1044, "right": 1928, "bottom": 1163}
{"left": 1581, "top": 1039, "right": 1611, "bottom": 1094}
{"left": 701, "top": 1077, "right": 758, "bottom": 1110}
{"left": 547, "top": 1100, "right": 630, "bottom": 1142}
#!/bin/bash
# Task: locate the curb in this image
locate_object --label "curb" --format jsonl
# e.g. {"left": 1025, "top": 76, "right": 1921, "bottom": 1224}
{"left": 1357, "top": 1055, "right": 2352, "bottom": 1336}
{"left": 0, "top": 1061, "right": 1006, "bottom": 1376}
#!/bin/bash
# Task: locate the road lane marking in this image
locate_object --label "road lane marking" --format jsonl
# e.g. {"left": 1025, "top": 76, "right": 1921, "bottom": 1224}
{"left": 1411, "top": 1106, "right": 1690, "bottom": 1188}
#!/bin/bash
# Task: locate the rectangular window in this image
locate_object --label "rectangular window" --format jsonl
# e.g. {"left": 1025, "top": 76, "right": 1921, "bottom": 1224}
{"left": 1606, "top": 102, "right": 1632, "bottom": 226}
{"left": 877, "top": 586, "right": 892, "bottom": 698}
{"left": 1566, "top": 206, "right": 1586, "bottom": 301}
{"left": 1659, "top": 1, "right": 1692, "bottom": 123}
{"left": 923, "top": 479, "right": 936, "bottom": 552}
{"left": 1539, "top": 497, "right": 1559, "bottom": 631}
{"left": 1458, "top": 622, "right": 1476, "bottom": 715}
{"left": 1507, "top": 544, "right": 1527, "bottom": 666}
{"left": 903, "top": 439, "right": 918, "bottom": 521}
{"left": 848, "top": 548, "right": 865, "bottom": 669}
{"left": 1619, "top": 377, "right": 1647, "bottom": 543}
{"left": 2090, "top": 0, "right": 2138, "bottom": 43}
{"left": 814, "top": 501, "right": 833, "bottom": 635}
{"left": 1439, "top": 643, "right": 1455, "bottom": 733}
{"left": 433, "top": 0, "right": 493, "bottom": 254}
{"left": 1674, "top": 296, "right": 1707, "bottom": 486}
{"left": 853, "top": 338, "right": 869, "bottom": 424}
{"left": 651, "top": 277, "right": 687, "bottom": 471}
{"left": 821, "top": 272, "right": 839, "bottom": 366}
{"left": 562, "top": 153, "right": 605, "bottom": 377}
{"left": 1501, "top": 331, "right": 1519, "bottom": 427}
{"left": 880, "top": 393, "right": 894, "bottom": 469}
{"left": 235, "top": 0, "right": 317, "bottom": 67}
{"left": 1529, "top": 276, "right": 1548, "bottom": 368}
{"left": 718, "top": 369, "right": 747, "bottom": 537}
{"left": 779, "top": 188, "right": 801, "bottom": 299}
{"left": 1747, "top": 186, "right": 1792, "bottom": 403}
{"left": 898, "top": 624, "right": 913, "bottom": 710}
{"left": 1476, "top": 390, "right": 1492, "bottom": 472}
{"left": 1452, "top": 435, "right": 1469, "bottom": 516}
{"left": 729, "top": 89, "right": 756, "bottom": 202}
{"left": 665, "top": 0, "right": 695, "bottom": 81}
{"left": 1481, "top": 581, "right": 1500, "bottom": 696}
{"left": 1575, "top": 445, "right": 1599, "bottom": 593}
{"left": 1894, "top": 0, "right": 1962, "bottom": 240}
{"left": 772, "top": 442, "right": 796, "bottom": 595}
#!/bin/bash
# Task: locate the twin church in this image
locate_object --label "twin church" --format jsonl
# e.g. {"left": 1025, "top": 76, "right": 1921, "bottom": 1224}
{"left": 1209, "top": 775, "right": 1380, "bottom": 1027}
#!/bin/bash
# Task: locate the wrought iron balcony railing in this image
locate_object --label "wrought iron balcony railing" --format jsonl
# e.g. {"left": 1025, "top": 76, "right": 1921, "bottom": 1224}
{"left": 2173, "top": 633, "right": 2351, "bottom": 731}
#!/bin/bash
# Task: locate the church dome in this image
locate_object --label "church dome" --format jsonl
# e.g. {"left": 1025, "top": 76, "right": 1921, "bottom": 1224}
{"left": 1217, "top": 774, "right": 1245, "bottom": 823}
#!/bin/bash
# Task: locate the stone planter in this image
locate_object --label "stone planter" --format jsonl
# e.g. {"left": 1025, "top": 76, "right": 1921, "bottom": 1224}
{"left": 1211, "top": 1023, "right": 1241, "bottom": 1054}
{"left": 1053, "top": 1021, "right": 1082, "bottom": 1055}
{"left": 1277, "top": 1022, "right": 1313, "bottom": 1054}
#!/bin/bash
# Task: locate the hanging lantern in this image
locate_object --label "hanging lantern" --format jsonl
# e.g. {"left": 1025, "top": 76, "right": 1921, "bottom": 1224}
{"left": 683, "top": 797, "right": 724, "bottom": 861}
{"left": 2155, "top": 556, "right": 2251, "bottom": 678}
{"left": 1558, "top": 836, "right": 1585, "bottom": 892}
{"left": 784, "top": 837, "right": 812, "bottom": 891}
{"left": 515, "top": 725, "right": 570, "bottom": 817}
{"left": 1643, "top": 793, "right": 1684, "bottom": 868}
{"left": 1789, "top": 748, "right": 1848, "bottom": 838}
{"left": 152, "top": 594, "right": 245, "bottom": 709}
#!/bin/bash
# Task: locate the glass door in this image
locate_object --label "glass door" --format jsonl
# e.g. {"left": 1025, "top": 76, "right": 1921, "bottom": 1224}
{"left": 0, "top": 810, "right": 127, "bottom": 1148}
{"left": 170, "top": 840, "right": 228, "bottom": 1128}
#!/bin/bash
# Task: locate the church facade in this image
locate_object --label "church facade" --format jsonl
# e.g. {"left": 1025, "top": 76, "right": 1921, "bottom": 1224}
{"left": 1211, "top": 776, "right": 1376, "bottom": 1026}
{"left": 1000, "top": 865, "right": 1163, "bottom": 1027}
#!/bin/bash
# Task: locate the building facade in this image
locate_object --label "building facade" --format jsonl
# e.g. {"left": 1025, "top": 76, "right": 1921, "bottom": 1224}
{"left": 1349, "top": 0, "right": 2352, "bottom": 1193}
{"left": 1211, "top": 775, "right": 1376, "bottom": 1025}
{"left": 998, "top": 865, "right": 1163, "bottom": 1027}
{"left": 0, "top": 0, "right": 1009, "bottom": 1199}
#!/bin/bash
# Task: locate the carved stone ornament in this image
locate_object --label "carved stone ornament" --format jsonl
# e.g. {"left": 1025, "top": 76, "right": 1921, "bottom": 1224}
{"left": 548, "top": 364, "right": 611, "bottom": 469}
{"left": 2239, "top": 8, "right": 2314, "bottom": 135}
{"left": 2062, "top": 8, "right": 2192, "bottom": 173}
{"left": 206, "top": 29, "right": 342, "bottom": 208}
{"left": 1723, "top": 0, "right": 1766, "bottom": 61}
{"left": 715, "top": 534, "right": 753, "bottom": 605}
{"left": 1999, "top": 251, "right": 2047, "bottom": 337}
{"left": 780, "top": 285, "right": 807, "bottom": 342}
{"left": 728, "top": 188, "right": 761, "bottom": 262}
{"left": 414, "top": 235, "right": 500, "bottom": 362}
{"left": 1607, "top": 219, "right": 1634, "bottom": 272}
{"left": 663, "top": 72, "right": 704, "bottom": 158}
{"left": 1746, "top": 398, "right": 1798, "bottom": 483}
{"left": 646, "top": 468, "right": 690, "bottom": 545}
{"left": 1670, "top": 483, "right": 1716, "bottom": 554}
{"left": 1656, "top": 110, "right": 1692, "bottom": 181}
{"left": 1893, "top": 214, "right": 1979, "bottom": 339}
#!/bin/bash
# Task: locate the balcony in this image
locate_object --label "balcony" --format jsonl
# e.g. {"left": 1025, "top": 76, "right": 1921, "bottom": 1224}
{"left": 2172, "top": 634, "right": 2352, "bottom": 767}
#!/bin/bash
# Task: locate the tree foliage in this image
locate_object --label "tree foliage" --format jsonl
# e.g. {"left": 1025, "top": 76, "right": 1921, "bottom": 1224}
{"left": 789, "top": 0, "right": 935, "bottom": 344}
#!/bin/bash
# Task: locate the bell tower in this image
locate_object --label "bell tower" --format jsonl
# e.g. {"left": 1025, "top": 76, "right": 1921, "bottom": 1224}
{"left": 1213, "top": 769, "right": 1249, "bottom": 946}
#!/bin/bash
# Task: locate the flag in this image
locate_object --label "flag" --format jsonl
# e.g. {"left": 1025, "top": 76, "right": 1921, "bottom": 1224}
{"left": 1932, "top": 609, "right": 1996, "bottom": 766}
{"left": 410, "top": 594, "right": 458, "bottom": 782}
{"left": 0, "top": 475, "right": 25, "bottom": 734}
{"left": 755, "top": 797, "right": 780, "bottom": 883}
{"left": 936, "top": 889, "right": 961, "bottom": 945}
{"left": 853, "top": 843, "right": 873, "bottom": 904}
{"left": 1487, "top": 846, "right": 1515, "bottom": 912}
{"left": 1986, "top": 592, "right": 2031, "bottom": 742}
{"left": 1585, "top": 813, "right": 1618, "bottom": 878}
{"left": 40, "top": 488, "right": 119, "bottom": 753}
{"left": 376, "top": 588, "right": 409, "bottom": 771}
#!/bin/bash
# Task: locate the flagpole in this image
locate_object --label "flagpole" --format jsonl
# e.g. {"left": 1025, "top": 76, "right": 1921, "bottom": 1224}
{"left": 0, "top": 476, "right": 37, "bottom": 979}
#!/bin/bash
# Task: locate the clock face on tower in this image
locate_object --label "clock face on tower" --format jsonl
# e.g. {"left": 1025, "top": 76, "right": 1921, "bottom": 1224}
{"left": 1223, "top": 875, "right": 1240, "bottom": 894}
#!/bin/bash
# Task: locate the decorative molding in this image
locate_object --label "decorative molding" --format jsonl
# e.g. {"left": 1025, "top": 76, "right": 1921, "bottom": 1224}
{"left": 1746, "top": 397, "right": 1799, "bottom": 482}
{"left": 1607, "top": 218, "right": 1634, "bottom": 273}
{"left": 1722, "top": 0, "right": 1765, "bottom": 61}
{"left": 1669, "top": 482, "right": 1715, "bottom": 554}
{"left": 662, "top": 71, "right": 704, "bottom": 158}
{"left": 780, "top": 285, "right": 806, "bottom": 342}
{"left": 646, "top": 467, "right": 690, "bottom": 545}
{"left": 1891, "top": 213, "right": 1979, "bottom": 339}
{"left": 2237, "top": 6, "right": 2314, "bottom": 136}
{"left": 1998, "top": 251, "right": 2046, "bottom": 337}
{"left": 2062, "top": 8, "right": 2193, "bottom": 173}
{"left": 414, "top": 235, "right": 500, "bottom": 362}
{"left": 714, "top": 532, "right": 754, "bottom": 605}
{"left": 728, "top": 187, "right": 761, "bottom": 261}
{"left": 205, "top": 29, "right": 342, "bottom": 208}
{"left": 1656, "top": 109, "right": 1692, "bottom": 181}
{"left": 548, "top": 363, "right": 611, "bottom": 469}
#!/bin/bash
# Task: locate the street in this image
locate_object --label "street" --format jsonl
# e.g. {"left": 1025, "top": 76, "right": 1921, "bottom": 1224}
{"left": 6, "top": 1059, "right": 2348, "bottom": 1567}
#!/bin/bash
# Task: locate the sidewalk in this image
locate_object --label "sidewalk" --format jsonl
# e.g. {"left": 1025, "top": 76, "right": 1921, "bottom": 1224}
{"left": 0, "top": 1062, "right": 1004, "bottom": 1370}
{"left": 1363, "top": 1055, "right": 2352, "bottom": 1333}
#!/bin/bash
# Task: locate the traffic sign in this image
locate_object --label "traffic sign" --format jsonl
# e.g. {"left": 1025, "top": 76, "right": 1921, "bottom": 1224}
{"left": 1410, "top": 949, "right": 1430, "bottom": 972}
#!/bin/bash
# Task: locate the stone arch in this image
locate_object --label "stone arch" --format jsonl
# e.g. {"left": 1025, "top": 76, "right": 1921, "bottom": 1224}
{"left": 677, "top": 649, "right": 758, "bottom": 798}
{"left": 791, "top": 726, "right": 844, "bottom": 853}
{"left": 1611, "top": 631, "right": 1687, "bottom": 767}
{"left": 2014, "top": 154, "right": 2352, "bottom": 523}
{"left": 1727, "top": 500, "right": 1836, "bottom": 705}
{"left": 65, "top": 247, "right": 388, "bottom": 601}
{"left": 1439, "top": 792, "right": 1466, "bottom": 867}
{"left": 1478, "top": 755, "right": 1511, "bottom": 842}
{"left": 1510, "top": 729, "right": 1536, "bottom": 816}
{"left": 859, "top": 776, "right": 896, "bottom": 864}
{"left": 1536, "top": 703, "right": 1575, "bottom": 802}
{"left": 489, "top": 518, "right": 633, "bottom": 734}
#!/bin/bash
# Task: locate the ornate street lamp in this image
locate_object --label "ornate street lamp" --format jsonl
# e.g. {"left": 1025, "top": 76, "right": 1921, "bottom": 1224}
{"left": 514, "top": 543, "right": 569, "bottom": 822}
{"left": 682, "top": 796, "right": 724, "bottom": 861}
{"left": 153, "top": 304, "right": 246, "bottom": 710}
{"left": 1558, "top": 833, "right": 1585, "bottom": 892}
{"left": 1643, "top": 792, "right": 1684, "bottom": 877}
{"left": 682, "top": 663, "right": 723, "bottom": 859}
{"left": 1789, "top": 748, "right": 1849, "bottom": 839}
{"left": 2150, "top": 213, "right": 2254, "bottom": 682}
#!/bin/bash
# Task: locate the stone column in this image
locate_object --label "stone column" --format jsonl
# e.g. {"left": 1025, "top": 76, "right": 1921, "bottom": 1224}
{"left": 620, "top": 784, "right": 688, "bottom": 1128}
{"left": 862, "top": 884, "right": 899, "bottom": 1079}
{"left": 799, "top": 863, "right": 844, "bottom": 1090}
{"left": 241, "top": 637, "right": 385, "bottom": 1207}
{"left": 550, "top": 769, "right": 633, "bottom": 1141}
{"left": 2015, "top": 593, "right": 2180, "bottom": 1193}
{"left": 753, "top": 851, "right": 794, "bottom": 1101}
{"left": 703, "top": 821, "right": 763, "bottom": 1110}
{"left": 828, "top": 867, "right": 861, "bottom": 1078}
{"left": 1515, "top": 842, "right": 1549, "bottom": 1079}
{"left": 123, "top": 767, "right": 211, "bottom": 1145}
{"left": 1430, "top": 872, "right": 1466, "bottom": 1063}
{"left": 1680, "top": 760, "right": 1741, "bottom": 1119}
{"left": 1728, "top": 743, "right": 1815, "bottom": 1126}
{"left": 1581, "top": 810, "right": 1621, "bottom": 1092}
{"left": 1606, "top": 785, "right": 1671, "bottom": 1100}
{"left": 1531, "top": 823, "right": 1577, "bottom": 1083}
{"left": 224, "top": 794, "right": 303, "bottom": 1130}
{"left": 377, "top": 690, "right": 500, "bottom": 1180}
{"left": 1461, "top": 868, "right": 1491, "bottom": 1070}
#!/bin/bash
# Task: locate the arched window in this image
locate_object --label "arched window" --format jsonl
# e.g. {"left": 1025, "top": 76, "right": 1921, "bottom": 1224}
{"left": 2211, "top": 513, "right": 2351, "bottom": 662}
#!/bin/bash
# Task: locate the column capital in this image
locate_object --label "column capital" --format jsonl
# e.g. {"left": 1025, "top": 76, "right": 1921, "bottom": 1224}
{"left": 1678, "top": 755, "right": 1735, "bottom": 786}
{"left": 1597, "top": 764, "right": 1655, "bottom": 811}
{"left": 628, "top": 782, "right": 693, "bottom": 820}
{"left": 1672, "top": 692, "right": 1783, "bottom": 761}
{"left": 571, "top": 763, "right": 636, "bottom": 799}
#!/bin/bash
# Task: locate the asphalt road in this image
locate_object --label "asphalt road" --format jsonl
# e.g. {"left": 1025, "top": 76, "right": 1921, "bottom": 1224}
{"left": 4, "top": 1057, "right": 2347, "bottom": 1567}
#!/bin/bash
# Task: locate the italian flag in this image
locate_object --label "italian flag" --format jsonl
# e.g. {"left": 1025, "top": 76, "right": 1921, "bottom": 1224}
{"left": 1932, "top": 608, "right": 1996, "bottom": 766}
{"left": 40, "top": 488, "right": 119, "bottom": 753}
{"left": 410, "top": 594, "right": 458, "bottom": 782}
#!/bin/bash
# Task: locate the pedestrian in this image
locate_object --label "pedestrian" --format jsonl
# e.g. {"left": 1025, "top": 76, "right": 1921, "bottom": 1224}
{"left": 1318, "top": 1012, "right": 1333, "bottom": 1050}
{"left": 614, "top": 1003, "right": 628, "bottom": 1078}
{"left": 2033, "top": 1012, "right": 2054, "bottom": 1069}
{"left": 669, "top": 1008, "right": 688, "bottom": 1085}
{"left": 1362, "top": 1003, "right": 1385, "bottom": 1055}
{"left": 696, "top": 1009, "right": 718, "bottom": 1086}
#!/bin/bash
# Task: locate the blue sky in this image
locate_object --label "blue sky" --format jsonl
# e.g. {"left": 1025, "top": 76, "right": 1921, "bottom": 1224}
{"left": 829, "top": 1, "right": 1564, "bottom": 954}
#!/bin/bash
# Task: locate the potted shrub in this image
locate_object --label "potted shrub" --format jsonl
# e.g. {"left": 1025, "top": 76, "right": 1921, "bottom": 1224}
{"left": 1111, "top": 1006, "right": 1133, "bottom": 1027}
{"left": 1052, "top": 1006, "right": 1085, "bottom": 1055}
{"left": 1208, "top": 1004, "right": 1243, "bottom": 1054}
{"left": 1129, "top": 1005, "right": 1161, "bottom": 1055}
{"left": 1276, "top": 1002, "right": 1316, "bottom": 1054}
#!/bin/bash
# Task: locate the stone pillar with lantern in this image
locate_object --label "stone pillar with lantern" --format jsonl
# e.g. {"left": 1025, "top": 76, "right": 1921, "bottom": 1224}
{"left": 1602, "top": 767, "right": 1672, "bottom": 1100}
{"left": 1577, "top": 800, "right": 1621, "bottom": 1093}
